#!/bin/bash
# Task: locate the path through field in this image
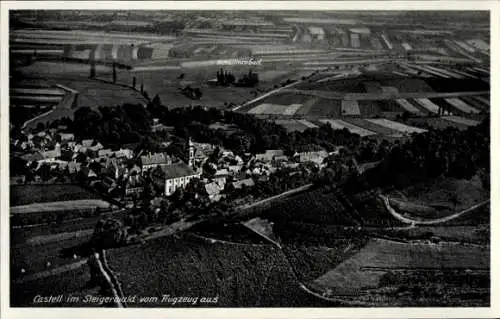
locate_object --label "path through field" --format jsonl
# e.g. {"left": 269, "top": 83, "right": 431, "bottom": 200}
{"left": 379, "top": 194, "right": 490, "bottom": 225}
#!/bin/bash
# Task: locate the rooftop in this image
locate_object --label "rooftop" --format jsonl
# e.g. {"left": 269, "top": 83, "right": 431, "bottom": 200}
{"left": 141, "top": 153, "right": 171, "bottom": 166}
{"left": 161, "top": 163, "right": 199, "bottom": 179}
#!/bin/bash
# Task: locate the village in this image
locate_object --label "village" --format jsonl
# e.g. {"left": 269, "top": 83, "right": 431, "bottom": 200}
{"left": 10, "top": 118, "right": 339, "bottom": 232}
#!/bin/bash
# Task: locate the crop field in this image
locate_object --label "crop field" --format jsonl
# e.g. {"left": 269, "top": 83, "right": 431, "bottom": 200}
{"left": 389, "top": 176, "right": 488, "bottom": 213}
{"left": 394, "top": 99, "right": 422, "bottom": 115}
{"left": 365, "top": 118, "right": 427, "bottom": 134}
{"left": 274, "top": 119, "right": 313, "bottom": 132}
{"left": 11, "top": 29, "right": 176, "bottom": 45}
{"left": 406, "top": 117, "right": 470, "bottom": 131}
{"left": 283, "top": 237, "right": 368, "bottom": 283}
{"left": 309, "top": 238, "right": 489, "bottom": 298}
{"left": 11, "top": 199, "right": 112, "bottom": 215}
{"left": 106, "top": 234, "right": 328, "bottom": 307}
{"left": 303, "top": 99, "right": 342, "bottom": 118}
{"left": 320, "top": 119, "right": 377, "bottom": 137}
{"left": 444, "top": 98, "right": 481, "bottom": 114}
{"left": 11, "top": 265, "right": 95, "bottom": 307}
{"left": 263, "top": 189, "right": 355, "bottom": 226}
{"left": 10, "top": 184, "right": 98, "bottom": 206}
{"left": 248, "top": 103, "right": 303, "bottom": 115}
{"left": 459, "top": 96, "right": 489, "bottom": 112}
{"left": 341, "top": 100, "right": 360, "bottom": 116}
{"left": 343, "top": 118, "right": 402, "bottom": 137}
{"left": 442, "top": 116, "right": 481, "bottom": 127}
{"left": 11, "top": 234, "right": 92, "bottom": 279}
{"left": 413, "top": 98, "right": 440, "bottom": 114}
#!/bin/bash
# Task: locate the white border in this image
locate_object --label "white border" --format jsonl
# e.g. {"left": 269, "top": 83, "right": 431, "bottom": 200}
{"left": 1, "top": 2, "right": 498, "bottom": 319}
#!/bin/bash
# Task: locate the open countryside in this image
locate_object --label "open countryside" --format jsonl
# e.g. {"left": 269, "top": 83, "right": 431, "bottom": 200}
{"left": 9, "top": 10, "right": 490, "bottom": 308}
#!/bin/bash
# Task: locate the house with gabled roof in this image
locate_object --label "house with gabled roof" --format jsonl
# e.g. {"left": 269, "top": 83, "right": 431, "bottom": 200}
{"left": 141, "top": 152, "right": 172, "bottom": 170}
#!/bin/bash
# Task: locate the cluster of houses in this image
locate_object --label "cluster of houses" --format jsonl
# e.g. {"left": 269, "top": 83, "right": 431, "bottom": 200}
{"left": 11, "top": 127, "right": 335, "bottom": 204}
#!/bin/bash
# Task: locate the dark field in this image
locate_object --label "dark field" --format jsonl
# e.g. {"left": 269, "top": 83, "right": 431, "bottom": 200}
{"left": 10, "top": 184, "right": 98, "bottom": 206}
{"left": 106, "top": 233, "right": 331, "bottom": 307}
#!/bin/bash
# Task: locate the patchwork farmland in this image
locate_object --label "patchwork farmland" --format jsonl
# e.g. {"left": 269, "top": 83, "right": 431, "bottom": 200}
{"left": 9, "top": 10, "right": 490, "bottom": 309}
{"left": 237, "top": 65, "right": 489, "bottom": 138}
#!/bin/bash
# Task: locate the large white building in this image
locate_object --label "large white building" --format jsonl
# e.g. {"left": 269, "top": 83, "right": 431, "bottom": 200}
{"left": 162, "top": 163, "right": 201, "bottom": 196}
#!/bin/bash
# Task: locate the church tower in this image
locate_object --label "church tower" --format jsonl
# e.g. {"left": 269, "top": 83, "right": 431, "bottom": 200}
{"left": 187, "top": 137, "right": 195, "bottom": 168}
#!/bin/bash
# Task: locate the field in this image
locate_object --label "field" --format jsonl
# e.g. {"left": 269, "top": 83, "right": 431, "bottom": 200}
{"left": 10, "top": 184, "right": 98, "bottom": 206}
{"left": 11, "top": 199, "right": 112, "bottom": 215}
{"left": 106, "top": 233, "right": 329, "bottom": 307}
{"left": 11, "top": 265, "right": 96, "bottom": 307}
{"left": 389, "top": 175, "right": 489, "bottom": 214}
{"left": 308, "top": 238, "right": 489, "bottom": 306}
{"left": 319, "top": 119, "right": 377, "bottom": 137}
{"left": 364, "top": 118, "right": 427, "bottom": 134}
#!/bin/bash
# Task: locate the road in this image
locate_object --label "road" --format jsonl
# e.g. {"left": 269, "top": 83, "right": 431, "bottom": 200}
{"left": 379, "top": 194, "right": 490, "bottom": 225}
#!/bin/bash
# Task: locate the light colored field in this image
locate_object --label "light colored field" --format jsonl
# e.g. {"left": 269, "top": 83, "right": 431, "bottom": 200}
{"left": 10, "top": 49, "right": 64, "bottom": 55}
{"left": 366, "top": 118, "right": 427, "bottom": 134}
{"left": 448, "top": 69, "right": 477, "bottom": 79}
{"left": 394, "top": 99, "right": 421, "bottom": 114}
{"left": 380, "top": 34, "right": 393, "bottom": 50}
{"left": 248, "top": 103, "right": 302, "bottom": 115}
{"left": 414, "top": 98, "right": 440, "bottom": 114}
{"left": 454, "top": 40, "right": 476, "bottom": 53}
{"left": 311, "top": 238, "right": 489, "bottom": 295}
{"left": 11, "top": 199, "right": 111, "bottom": 214}
{"left": 257, "top": 70, "right": 292, "bottom": 81}
{"left": 466, "top": 39, "right": 489, "bottom": 51}
{"left": 184, "top": 29, "right": 290, "bottom": 38}
{"left": 349, "top": 27, "right": 371, "bottom": 35}
{"left": 412, "top": 65, "right": 450, "bottom": 78}
{"left": 370, "top": 37, "right": 383, "bottom": 50}
{"left": 283, "top": 17, "right": 358, "bottom": 25}
{"left": 11, "top": 30, "right": 175, "bottom": 45}
{"left": 380, "top": 86, "right": 398, "bottom": 94}
{"left": 147, "top": 43, "right": 176, "bottom": 60}
{"left": 443, "top": 116, "right": 481, "bottom": 127}
{"left": 341, "top": 100, "right": 360, "bottom": 115}
{"left": 10, "top": 88, "right": 66, "bottom": 96}
{"left": 472, "top": 66, "right": 490, "bottom": 75}
{"left": 319, "top": 119, "right": 376, "bottom": 137}
{"left": 283, "top": 104, "right": 303, "bottom": 115}
{"left": 472, "top": 96, "right": 490, "bottom": 106}
{"left": 252, "top": 48, "right": 327, "bottom": 55}
{"left": 401, "top": 42, "right": 412, "bottom": 51}
{"left": 392, "top": 71, "right": 409, "bottom": 77}
{"left": 444, "top": 98, "right": 481, "bottom": 114}
{"left": 297, "top": 119, "right": 319, "bottom": 128}
{"left": 424, "top": 66, "right": 465, "bottom": 79}
{"left": 274, "top": 120, "right": 310, "bottom": 132}
{"left": 10, "top": 95, "right": 62, "bottom": 103}
{"left": 349, "top": 33, "right": 360, "bottom": 48}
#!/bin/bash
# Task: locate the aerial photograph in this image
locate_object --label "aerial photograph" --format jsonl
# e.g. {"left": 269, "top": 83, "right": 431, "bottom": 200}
{"left": 8, "top": 9, "right": 490, "bottom": 308}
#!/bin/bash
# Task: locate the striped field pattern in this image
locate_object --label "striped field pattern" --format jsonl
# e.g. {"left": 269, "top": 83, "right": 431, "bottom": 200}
{"left": 444, "top": 98, "right": 481, "bottom": 114}
{"left": 341, "top": 100, "right": 361, "bottom": 115}
{"left": 248, "top": 103, "right": 303, "bottom": 115}
{"left": 320, "top": 119, "right": 376, "bottom": 137}
{"left": 297, "top": 119, "right": 319, "bottom": 128}
{"left": 414, "top": 98, "right": 440, "bottom": 114}
{"left": 365, "top": 118, "right": 427, "bottom": 134}
{"left": 395, "top": 99, "right": 421, "bottom": 114}
{"left": 443, "top": 116, "right": 481, "bottom": 127}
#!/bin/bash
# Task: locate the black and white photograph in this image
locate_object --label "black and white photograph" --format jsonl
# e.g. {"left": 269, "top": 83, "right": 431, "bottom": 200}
{"left": 1, "top": 1, "right": 496, "bottom": 316}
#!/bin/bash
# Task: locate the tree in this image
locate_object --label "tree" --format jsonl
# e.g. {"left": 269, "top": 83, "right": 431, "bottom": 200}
{"left": 90, "top": 218, "right": 127, "bottom": 249}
